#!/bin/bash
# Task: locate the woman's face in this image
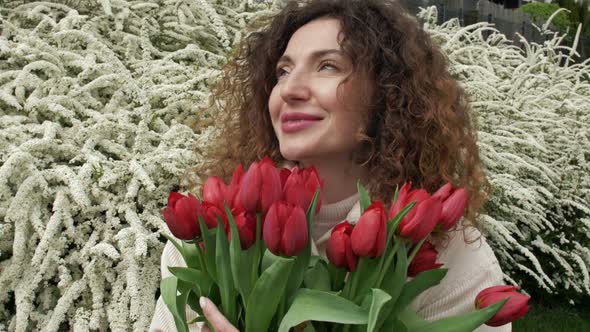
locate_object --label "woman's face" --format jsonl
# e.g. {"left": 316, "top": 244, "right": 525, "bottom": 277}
{"left": 268, "top": 17, "right": 369, "bottom": 165}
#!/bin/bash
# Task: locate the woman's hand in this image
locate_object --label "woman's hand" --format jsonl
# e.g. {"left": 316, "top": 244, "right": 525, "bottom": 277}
{"left": 199, "top": 297, "right": 239, "bottom": 332}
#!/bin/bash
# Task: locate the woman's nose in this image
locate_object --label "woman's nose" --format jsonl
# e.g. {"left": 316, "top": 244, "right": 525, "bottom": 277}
{"left": 280, "top": 70, "right": 311, "bottom": 103}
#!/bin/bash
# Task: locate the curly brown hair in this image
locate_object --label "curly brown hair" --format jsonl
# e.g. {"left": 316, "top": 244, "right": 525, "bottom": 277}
{"left": 188, "top": 0, "right": 491, "bottom": 238}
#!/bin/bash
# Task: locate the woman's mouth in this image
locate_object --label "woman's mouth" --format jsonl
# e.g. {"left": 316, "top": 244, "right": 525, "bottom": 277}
{"left": 281, "top": 119, "right": 322, "bottom": 133}
{"left": 280, "top": 112, "right": 323, "bottom": 133}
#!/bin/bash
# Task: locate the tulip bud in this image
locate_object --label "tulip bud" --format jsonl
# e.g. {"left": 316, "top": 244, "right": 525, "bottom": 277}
{"left": 225, "top": 164, "right": 244, "bottom": 209}
{"left": 283, "top": 166, "right": 323, "bottom": 215}
{"left": 398, "top": 196, "right": 442, "bottom": 242}
{"left": 402, "top": 188, "right": 430, "bottom": 222}
{"left": 202, "top": 176, "right": 227, "bottom": 209}
{"left": 432, "top": 182, "right": 453, "bottom": 201}
{"left": 162, "top": 192, "right": 203, "bottom": 240}
{"left": 238, "top": 157, "right": 283, "bottom": 215}
{"left": 350, "top": 201, "right": 387, "bottom": 257}
{"left": 475, "top": 285, "right": 530, "bottom": 327}
{"left": 202, "top": 201, "right": 226, "bottom": 229}
{"left": 280, "top": 168, "right": 291, "bottom": 188}
{"left": 439, "top": 188, "right": 468, "bottom": 231}
{"left": 408, "top": 241, "right": 443, "bottom": 277}
{"left": 387, "top": 182, "right": 412, "bottom": 219}
{"left": 230, "top": 208, "right": 257, "bottom": 249}
{"left": 326, "top": 221, "right": 358, "bottom": 271}
{"left": 263, "top": 201, "right": 308, "bottom": 256}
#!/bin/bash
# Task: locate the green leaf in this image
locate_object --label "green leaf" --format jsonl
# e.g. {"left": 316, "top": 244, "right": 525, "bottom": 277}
{"left": 357, "top": 181, "right": 371, "bottom": 214}
{"left": 382, "top": 238, "right": 407, "bottom": 300}
{"left": 350, "top": 257, "right": 380, "bottom": 303}
{"left": 186, "top": 291, "right": 202, "bottom": 316}
{"left": 168, "top": 266, "right": 214, "bottom": 298}
{"left": 388, "top": 201, "right": 416, "bottom": 231}
{"left": 367, "top": 288, "right": 392, "bottom": 332}
{"left": 160, "top": 276, "right": 190, "bottom": 332}
{"left": 161, "top": 233, "right": 201, "bottom": 269}
{"left": 392, "top": 184, "right": 400, "bottom": 203}
{"left": 304, "top": 259, "right": 332, "bottom": 291}
{"left": 246, "top": 257, "right": 295, "bottom": 332}
{"left": 303, "top": 323, "right": 317, "bottom": 332}
{"left": 409, "top": 298, "right": 508, "bottom": 332}
{"left": 198, "top": 216, "right": 217, "bottom": 281}
{"left": 326, "top": 263, "right": 347, "bottom": 291}
{"left": 181, "top": 241, "right": 201, "bottom": 269}
{"left": 278, "top": 288, "right": 369, "bottom": 332}
{"left": 392, "top": 268, "right": 448, "bottom": 317}
{"left": 306, "top": 188, "right": 321, "bottom": 223}
{"left": 215, "top": 223, "right": 238, "bottom": 325}
{"left": 225, "top": 203, "right": 256, "bottom": 303}
{"left": 261, "top": 248, "right": 280, "bottom": 273}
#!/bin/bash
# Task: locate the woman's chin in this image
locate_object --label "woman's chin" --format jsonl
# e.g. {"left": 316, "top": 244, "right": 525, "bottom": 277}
{"left": 279, "top": 147, "right": 315, "bottom": 164}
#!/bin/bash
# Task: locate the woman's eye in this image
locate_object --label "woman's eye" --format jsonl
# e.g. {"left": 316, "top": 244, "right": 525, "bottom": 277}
{"left": 276, "top": 68, "right": 288, "bottom": 78}
{"left": 320, "top": 62, "right": 338, "bottom": 71}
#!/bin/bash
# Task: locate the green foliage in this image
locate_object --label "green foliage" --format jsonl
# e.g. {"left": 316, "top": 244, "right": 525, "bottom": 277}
{"left": 520, "top": 1, "right": 590, "bottom": 58}
{"left": 520, "top": 2, "right": 572, "bottom": 33}
{"left": 513, "top": 299, "right": 590, "bottom": 331}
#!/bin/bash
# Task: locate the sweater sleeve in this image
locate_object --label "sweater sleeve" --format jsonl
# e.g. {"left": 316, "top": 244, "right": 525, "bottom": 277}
{"left": 412, "top": 228, "right": 512, "bottom": 332}
{"left": 149, "top": 240, "right": 204, "bottom": 332}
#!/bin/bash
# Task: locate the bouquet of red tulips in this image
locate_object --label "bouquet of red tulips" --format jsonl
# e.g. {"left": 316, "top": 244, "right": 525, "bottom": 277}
{"left": 160, "top": 157, "right": 529, "bottom": 332}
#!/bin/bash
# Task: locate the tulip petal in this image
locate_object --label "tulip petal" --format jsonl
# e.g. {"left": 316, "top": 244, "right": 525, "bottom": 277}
{"left": 203, "top": 176, "right": 227, "bottom": 208}
{"left": 263, "top": 202, "right": 282, "bottom": 255}
{"left": 281, "top": 206, "right": 307, "bottom": 256}
{"left": 351, "top": 202, "right": 387, "bottom": 257}
{"left": 167, "top": 192, "right": 185, "bottom": 208}
{"left": 440, "top": 188, "right": 468, "bottom": 231}
{"left": 239, "top": 161, "right": 262, "bottom": 212}
{"left": 432, "top": 182, "right": 453, "bottom": 201}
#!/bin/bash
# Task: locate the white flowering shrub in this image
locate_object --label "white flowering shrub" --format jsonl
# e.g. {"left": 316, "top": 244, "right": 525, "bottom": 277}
{"left": 0, "top": 0, "right": 278, "bottom": 331}
{"left": 0, "top": 1, "right": 589, "bottom": 331}
{"left": 418, "top": 7, "right": 590, "bottom": 304}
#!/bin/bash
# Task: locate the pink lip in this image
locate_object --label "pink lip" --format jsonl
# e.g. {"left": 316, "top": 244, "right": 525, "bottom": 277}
{"left": 281, "top": 119, "right": 321, "bottom": 133}
{"left": 280, "top": 112, "right": 324, "bottom": 133}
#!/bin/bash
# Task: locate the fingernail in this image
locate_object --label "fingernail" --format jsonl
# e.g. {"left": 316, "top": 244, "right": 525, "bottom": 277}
{"left": 199, "top": 296, "right": 207, "bottom": 309}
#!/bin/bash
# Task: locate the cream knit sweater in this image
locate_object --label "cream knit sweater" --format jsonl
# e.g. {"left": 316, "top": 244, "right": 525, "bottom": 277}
{"left": 149, "top": 192, "right": 511, "bottom": 332}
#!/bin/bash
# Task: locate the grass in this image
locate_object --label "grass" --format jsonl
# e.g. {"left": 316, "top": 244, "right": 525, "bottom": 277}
{"left": 513, "top": 298, "right": 590, "bottom": 331}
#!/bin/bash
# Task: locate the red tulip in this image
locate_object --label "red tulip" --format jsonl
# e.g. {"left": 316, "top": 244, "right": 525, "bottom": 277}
{"left": 439, "top": 188, "right": 468, "bottom": 231}
{"left": 432, "top": 182, "right": 452, "bottom": 201}
{"left": 475, "top": 285, "right": 530, "bottom": 327}
{"left": 350, "top": 201, "right": 387, "bottom": 257}
{"left": 326, "top": 221, "right": 358, "bottom": 271}
{"left": 280, "top": 168, "right": 291, "bottom": 188}
{"left": 202, "top": 201, "right": 226, "bottom": 229}
{"left": 283, "top": 166, "right": 323, "bottom": 215}
{"left": 229, "top": 208, "right": 257, "bottom": 249}
{"left": 398, "top": 196, "right": 442, "bottom": 242}
{"left": 263, "top": 201, "right": 308, "bottom": 256}
{"left": 162, "top": 192, "right": 204, "bottom": 240}
{"left": 225, "top": 164, "right": 244, "bottom": 210}
{"left": 202, "top": 176, "right": 227, "bottom": 209}
{"left": 238, "top": 157, "right": 283, "bottom": 214}
{"left": 408, "top": 241, "right": 443, "bottom": 277}
{"left": 387, "top": 182, "right": 412, "bottom": 219}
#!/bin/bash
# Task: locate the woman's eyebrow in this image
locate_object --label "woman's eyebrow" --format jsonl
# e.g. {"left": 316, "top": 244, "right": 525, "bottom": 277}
{"left": 277, "top": 49, "right": 343, "bottom": 65}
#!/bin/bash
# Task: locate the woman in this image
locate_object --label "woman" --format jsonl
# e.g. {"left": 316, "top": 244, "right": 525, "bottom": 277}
{"left": 150, "top": 0, "right": 508, "bottom": 331}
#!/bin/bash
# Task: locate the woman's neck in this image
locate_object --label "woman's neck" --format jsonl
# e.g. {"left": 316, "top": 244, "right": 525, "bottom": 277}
{"left": 297, "top": 158, "right": 368, "bottom": 204}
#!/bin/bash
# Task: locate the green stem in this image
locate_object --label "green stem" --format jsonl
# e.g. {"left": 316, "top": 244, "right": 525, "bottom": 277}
{"left": 408, "top": 237, "right": 427, "bottom": 264}
{"left": 348, "top": 265, "right": 361, "bottom": 303}
{"left": 195, "top": 243, "right": 207, "bottom": 275}
{"left": 376, "top": 241, "right": 401, "bottom": 287}
{"left": 251, "top": 213, "right": 263, "bottom": 287}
